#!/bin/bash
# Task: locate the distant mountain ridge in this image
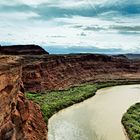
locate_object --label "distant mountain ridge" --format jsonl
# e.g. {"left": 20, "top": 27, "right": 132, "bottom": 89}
{"left": 125, "top": 54, "right": 140, "bottom": 59}
{"left": 113, "top": 54, "right": 140, "bottom": 60}
{"left": 0, "top": 44, "right": 49, "bottom": 55}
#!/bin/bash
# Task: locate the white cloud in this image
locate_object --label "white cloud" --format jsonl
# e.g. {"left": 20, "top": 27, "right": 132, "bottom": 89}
{"left": 0, "top": 0, "right": 140, "bottom": 53}
{"left": 16, "top": 0, "right": 102, "bottom": 7}
{"left": 1, "top": 15, "right": 140, "bottom": 53}
{"left": 0, "top": 0, "right": 18, "bottom": 6}
{"left": 17, "top": 0, "right": 48, "bottom": 6}
{"left": 0, "top": 11, "right": 39, "bottom": 20}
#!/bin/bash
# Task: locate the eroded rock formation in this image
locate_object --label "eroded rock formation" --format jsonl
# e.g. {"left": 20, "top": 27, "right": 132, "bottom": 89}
{"left": 0, "top": 56, "right": 47, "bottom": 140}
{"left": 21, "top": 54, "right": 140, "bottom": 92}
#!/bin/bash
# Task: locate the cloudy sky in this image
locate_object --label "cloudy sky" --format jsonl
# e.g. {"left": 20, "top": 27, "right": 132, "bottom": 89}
{"left": 0, "top": 0, "right": 140, "bottom": 54}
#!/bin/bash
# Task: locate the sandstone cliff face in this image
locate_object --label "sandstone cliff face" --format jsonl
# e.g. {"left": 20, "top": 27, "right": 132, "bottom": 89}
{"left": 0, "top": 56, "right": 47, "bottom": 140}
{"left": 22, "top": 54, "right": 140, "bottom": 92}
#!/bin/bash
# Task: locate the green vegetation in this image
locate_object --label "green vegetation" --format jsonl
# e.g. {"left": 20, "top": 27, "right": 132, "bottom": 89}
{"left": 122, "top": 103, "right": 140, "bottom": 140}
{"left": 26, "top": 80, "right": 140, "bottom": 124}
{"left": 26, "top": 84, "right": 97, "bottom": 124}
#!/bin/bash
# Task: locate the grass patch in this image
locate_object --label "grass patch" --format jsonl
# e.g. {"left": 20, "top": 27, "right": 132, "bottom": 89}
{"left": 122, "top": 103, "right": 140, "bottom": 140}
{"left": 26, "top": 80, "right": 140, "bottom": 124}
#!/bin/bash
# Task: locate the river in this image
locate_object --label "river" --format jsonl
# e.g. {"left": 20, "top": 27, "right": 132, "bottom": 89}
{"left": 48, "top": 85, "right": 140, "bottom": 140}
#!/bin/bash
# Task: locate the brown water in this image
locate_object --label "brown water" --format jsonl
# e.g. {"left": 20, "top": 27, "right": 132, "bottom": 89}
{"left": 48, "top": 85, "right": 140, "bottom": 140}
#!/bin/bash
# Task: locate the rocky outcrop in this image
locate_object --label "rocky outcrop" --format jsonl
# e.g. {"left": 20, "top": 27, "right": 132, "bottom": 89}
{"left": 22, "top": 54, "right": 140, "bottom": 92}
{"left": 0, "top": 56, "right": 47, "bottom": 140}
{"left": 0, "top": 45, "right": 49, "bottom": 55}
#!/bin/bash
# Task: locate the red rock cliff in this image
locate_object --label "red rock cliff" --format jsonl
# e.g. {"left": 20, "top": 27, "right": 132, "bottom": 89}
{"left": 0, "top": 56, "right": 47, "bottom": 140}
{"left": 22, "top": 54, "right": 140, "bottom": 92}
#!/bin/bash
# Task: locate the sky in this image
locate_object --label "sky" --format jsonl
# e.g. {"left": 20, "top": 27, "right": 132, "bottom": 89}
{"left": 0, "top": 0, "right": 140, "bottom": 54}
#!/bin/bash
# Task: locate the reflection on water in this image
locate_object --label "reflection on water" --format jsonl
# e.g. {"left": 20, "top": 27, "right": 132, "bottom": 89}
{"left": 48, "top": 85, "right": 140, "bottom": 140}
{"left": 49, "top": 119, "right": 104, "bottom": 140}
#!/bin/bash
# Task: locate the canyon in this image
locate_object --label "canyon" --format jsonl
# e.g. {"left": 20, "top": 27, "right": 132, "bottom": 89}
{"left": 0, "top": 45, "right": 140, "bottom": 139}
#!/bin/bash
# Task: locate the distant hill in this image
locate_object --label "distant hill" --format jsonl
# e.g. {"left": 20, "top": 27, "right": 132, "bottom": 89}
{"left": 0, "top": 44, "right": 49, "bottom": 55}
{"left": 112, "top": 54, "right": 128, "bottom": 59}
{"left": 124, "top": 54, "right": 140, "bottom": 59}
{"left": 112, "top": 54, "right": 140, "bottom": 60}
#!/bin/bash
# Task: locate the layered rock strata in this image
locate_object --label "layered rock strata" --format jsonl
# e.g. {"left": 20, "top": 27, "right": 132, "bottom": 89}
{"left": 22, "top": 54, "right": 140, "bottom": 92}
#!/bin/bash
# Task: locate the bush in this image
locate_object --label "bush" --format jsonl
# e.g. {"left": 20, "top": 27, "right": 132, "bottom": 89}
{"left": 122, "top": 103, "right": 140, "bottom": 140}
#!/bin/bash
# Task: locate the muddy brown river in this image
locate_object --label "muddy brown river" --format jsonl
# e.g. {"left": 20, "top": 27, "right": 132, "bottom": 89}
{"left": 48, "top": 85, "right": 140, "bottom": 140}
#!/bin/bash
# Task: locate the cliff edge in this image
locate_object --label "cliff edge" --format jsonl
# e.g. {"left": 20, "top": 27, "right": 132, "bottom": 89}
{"left": 0, "top": 56, "right": 47, "bottom": 140}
